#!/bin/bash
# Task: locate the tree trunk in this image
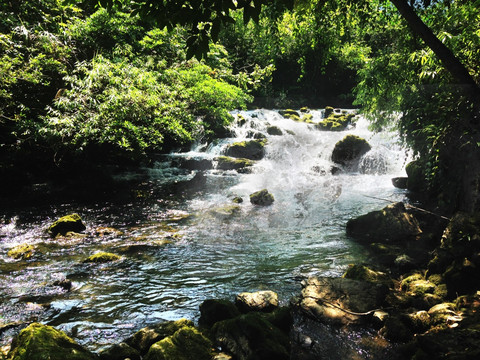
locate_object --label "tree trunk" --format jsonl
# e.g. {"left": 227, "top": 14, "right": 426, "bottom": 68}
{"left": 390, "top": 0, "right": 480, "bottom": 98}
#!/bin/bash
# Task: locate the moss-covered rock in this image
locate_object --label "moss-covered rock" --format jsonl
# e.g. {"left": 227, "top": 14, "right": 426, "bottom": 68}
{"left": 7, "top": 244, "right": 35, "bottom": 260}
{"left": 232, "top": 197, "right": 243, "bottom": 204}
{"left": 249, "top": 189, "right": 274, "bottom": 206}
{"left": 143, "top": 326, "right": 213, "bottom": 360}
{"left": 208, "top": 205, "right": 240, "bottom": 219}
{"left": 215, "top": 156, "right": 254, "bottom": 171}
{"left": 99, "top": 342, "right": 140, "bottom": 360}
{"left": 405, "top": 160, "right": 425, "bottom": 192}
{"left": 346, "top": 202, "right": 422, "bottom": 243}
{"left": 199, "top": 299, "right": 241, "bottom": 328}
{"left": 83, "top": 252, "right": 121, "bottom": 263}
{"left": 392, "top": 177, "right": 408, "bottom": 189}
{"left": 300, "top": 107, "right": 309, "bottom": 113}
{"left": 331, "top": 135, "right": 371, "bottom": 165}
{"left": 7, "top": 323, "right": 96, "bottom": 360}
{"left": 126, "top": 319, "right": 194, "bottom": 355}
{"left": 342, "top": 264, "right": 393, "bottom": 287}
{"left": 212, "top": 312, "right": 289, "bottom": 360}
{"left": 278, "top": 109, "right": 300, "bottom": 121}
{"left": 266, "top": 126, "right": 283, "bottom": 135}
{"left": 225, "top": 140, "right": 266, "bottom": 160}
{"left": 301, "top": 114, "right": 313, "bottom": 123}
{"left": 48, "top": 213, "right": 86, "bottom": 237}
{"left": 94, "top": 227, "right": 123, "bottom": 237}
{"left": 324, "top": 106, "right": 334, "bottom": 118}
{"left": 235, "top": 291, "right": 279, "bottom": 313}
{"left": 317, "top": 118, "right": 347, "bottom": 131}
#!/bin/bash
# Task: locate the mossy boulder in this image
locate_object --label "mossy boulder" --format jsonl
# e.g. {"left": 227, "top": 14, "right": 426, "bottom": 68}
{"left": 7, "top": 244, "right": 35, "bottom": 260}
{"left": 317, "top": 118, "right": 347, "bottom": 131}
{"left": 324, "top": 106, "right": 334, "bottom": 118}
{"left": 48, "top": 213, "right": 86, "bottom": 237}
{"left": 278, "top": 109, "right": 300, "bottom": 121}
{"left": 7, "top": 323, "right": 96, "bottom": 360}
{"left": 232, "top": 196, "right": 243, "bottom": 204}
{"left": 83, "top": 252, "right": 121, "bottom": 263}
{"left": 405, "top": 160, "right": 425, "bottom": 192}
{"left": 346, "top": 202, "right": 422, "bottom": 243}
{"left": 176, "top": 158, "right": 213, "bottom": 171}
{"left": 126, "top": 319, "right": 194, "bottom": 355}
{"left": 235, "top": 291, "right": 279, "bottom": 313}
{"left": 225, "top": 140, "right": 266, "bottom": 160}
{"left": 249, "top": 189, "right": 274, "bottom": 206}
{"left": 199, "top": 299, "right": 241, "bottom": 328}
{"left": 392, "top": 177, "right": 408, "bottom": 189}
{"left": 215, "top": 156, "right": 254, "bottom": 171}
{"left": 342, "top": 264, "right": 393, "bottom": 287}
{"left": 266, "top": 126, "right": 283, "bottom": 135}
{"left": 331, "top": 135, "right": 371, "bottom": 165}
{"left": 212, "top": 312, "right": 289, "bottom": 360}
{"left": 143, "top": 326, "right": 213, "bottom": 360}
{"left": 208, "top": 205, "right": 240, "bottom": 220}
{"left": 99, "top": 342, "right": 140, "bottom": 360}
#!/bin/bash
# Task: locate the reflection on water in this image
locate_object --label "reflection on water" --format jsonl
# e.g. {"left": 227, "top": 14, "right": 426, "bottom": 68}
{"left": 0, "top": 109, "right": 408, "bottom": 351}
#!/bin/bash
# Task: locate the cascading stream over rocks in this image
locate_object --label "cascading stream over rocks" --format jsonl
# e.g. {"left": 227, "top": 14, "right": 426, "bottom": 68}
{"left": 0, "top": 108, "right": 409, "bottom": 356}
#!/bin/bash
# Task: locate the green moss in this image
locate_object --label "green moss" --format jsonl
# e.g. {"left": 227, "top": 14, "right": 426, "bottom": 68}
{"left": 215, "top": 156, "right": 254, "bottom": 170}
{"left": 48, "top": 213, "right": 86, "bottom": 237}
{"left": 83, "top": 252, "right": 121, "bottom": 263}
{"left": 324, "top": 106, "right": 334, "bottom": 117}
{"left": 300, "top": 107, "right": 309, "bottom": 113}
{"left": 208, "top": 205, "right": 240, "bottom": 219}
{"left": 401, "top": 273, "right": 424, "bottom": 290}
{"left": 7, "top": 244, "right": 34, "bottom": 260}
{"left": 144, "top": 326, "right": 213, "bottom": 360}
{"left": 301, "top": 114, "right": 313, "bottom": 123}
{"left": 225, "top": 140, "right": 266, "bottom": 160}
{"left": 343, "top": 264, "right": 392, "bottom": 286}
{"left": 331, "top": 135, "right": 371, "bottom": 165}
{"left": 232, "top": 196, "right": 243, "bottom": 204}
{"left": 250, "top": 189, "right": 274, "bottom": 206}
{"left": 278, "top": 109, "right": 300, "bottom": 121}
{"left": 405, "top": 160, "right": 425, "bottom": 192}
{"left": 7, "top": 323, "right": 96, "bottom": 360}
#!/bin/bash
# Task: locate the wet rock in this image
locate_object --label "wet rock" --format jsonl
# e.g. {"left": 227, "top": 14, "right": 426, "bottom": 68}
{"left": 392, "top": 177, "right": 408, "bottom": 189}
{"left": 48, "top": 213, "right": 86, "bottom": 237}
{"left": 317, "top": 113, "right": 354, "bottom": 131}
{"left": 428, "top": 302, "right": 461, "bottom": 326}
{"left": 225, "top": 140, "right": 266, "bottom": 160}
{"left": 99, "top": 342, "right": 140, "bottom": 360}
{"left": 406, "top": 310, "right": 431, "bottom": 332}
{"left": 52, "top": 279, "right": 72, "bottom": 291}
{"left": 212, "top": 312, "right": 289, "bottom": 360}
{"left": 125, "top": 319, "right": 194, "bottom": 355}
{"left": 380, "top": 315, "right": 413, "bottom": 342}
{"left": 266, "top": 126, "right": 283, "bottom": 135}
{"left": 94, "top": 227, "right": 124, "bottom": 237}
{"left": 232, "top": 196, "right": 243, "bottom": 204}
{"left": 208, "top": 205, "right": 240, "bottom": 219}
{"left": 324, "top": 106, "right": 334, "bottom": 118}
{"left": 176, "top": 157, "right": 213, "bottom": 171}
{"left": 7, "top": 322, "right": 96, "bottom": 360}
{"left": 300, "top": 107, "right": 309, "bottom": 113}
{"left": 235, "top": 290, "right": 279, "bottom": 313}
{"left": 249, "top": 189, "right": 274, "bottom": 206}
{"left": 405, "top": 160, "right": 425, "bottom": 192}
{"left": 215, "top": 156, "right": 254, "bottom": 171}
{"left": 83, "top": 252, "right": 121, "bottom": 263}
{"left": 331, "top": 135, "right": 371, "bottom": 165}
{"left": 299, "top": 277, "right": 388, "bottom": 326}
{"left": 143, "top": 326, "right": 213, "bottom": 360}
{"left": 199, "top": 299, "right": 241, "bottom": 328}
{"left": 279, "top": 109, "right": 301, "bottom": 121}
{"left": 7, "top": 244, "right": 34, "bottom": 260}
{"left": 346, "top": 202, "right": 422, "bottom": 243}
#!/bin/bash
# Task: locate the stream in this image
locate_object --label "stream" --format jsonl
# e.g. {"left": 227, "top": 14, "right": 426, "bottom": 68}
{"left": 0, "top": 108, "right": 409, "bottom": 352}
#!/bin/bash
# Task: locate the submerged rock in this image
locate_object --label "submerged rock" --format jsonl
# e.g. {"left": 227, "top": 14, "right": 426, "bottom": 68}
{"left": 225, "top": 140, "right": 266, "bottom": 160}
{"left": 99, "top": 342, "right": 140, "bottom": 360}
{"left": 143, "top": 326, "right": 213, "bottom": 360}
{"left": 331, "top": 135, "right": 371, "bottom": 165}
{"left": 346, "top": 202, "right": 422, "bottom": 242}
{"left": 236, "top": 291, "right": 279, "bottom": 313}
{"left": 7, "top": 244, "right": 35, "bottom": 260}
{"left": 7, "top": 323, "right": 96, "bottom": 360}
{"left": 215, "top": 156, "right": 254, "bottom": 171}
{"left": 83, "top": 252, "right": 121, "bottom": 263}
{"left": 48, "top": 213, "right": 86, "bottom": 237}
{"left": 249, "top": 189, "right": 274, "bottom": 206}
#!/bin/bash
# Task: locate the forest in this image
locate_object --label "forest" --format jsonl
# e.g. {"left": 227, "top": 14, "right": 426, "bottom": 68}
{"left": 1, "top": 0, "right": 480, "bottom": 359}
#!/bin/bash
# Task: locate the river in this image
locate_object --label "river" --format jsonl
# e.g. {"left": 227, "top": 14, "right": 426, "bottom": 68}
{"left": 0, "top": 108, "right": 408, "bottom": 351}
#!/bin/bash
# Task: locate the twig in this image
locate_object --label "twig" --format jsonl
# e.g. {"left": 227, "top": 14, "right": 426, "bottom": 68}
{"left": 363, "top": 195, "right": 450, "bottom": 221}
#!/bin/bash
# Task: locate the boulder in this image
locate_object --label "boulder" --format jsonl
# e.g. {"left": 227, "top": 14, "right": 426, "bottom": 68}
{"left": 208, "top": 205, "right": 240, "bottom": 220}
{"left": 215, "top": 156, "right": 254, "bottom": 171}
{"left": 249, "top": 189, "right": 274, "bottom": 206}
{"left": 7, "top": 244, "right": 34, "bottom": 260}
{"left": 212, "top": 312, "right": 289, "bottom": 360}
{"left": 199, "top": 299, "right": 241, "bottom": 328}
{"left": 299, "top": 277, "right": 388, "bottom": 326}
{"left": 83, "top": 252, "right": 121, "bottom": 263}
{"left": 235, "top": 291, "right": 279, "bottom": 313}
{"left": 342, "top": 264, "right": 393, "bottom": 287}
{"left": 391, "top": 177, "right": 408, "bottom": 189}
{"left": 176, "top": 157, "right": 213, "bottom": 171}
{"left": 232, "top": 197, "right": 243, "bottom": 204}
{"left": 331, "top": 135, "right": 371, "bottom": 165}
{"left": 346, "top": 202, "right": 422, "bottom": 243}
{"left": 7, "top": 323, "right": 96, "bottom": 360}
{"left": 266, "top": 126, "right": 283, "bottom": 135}
{"left": 125, "top": 319, "right": 194, "bottom": 355}
{"left": 324, "top": 106, "right": 334, "bottom": 118}
{"left": 99, "top": 342, "right": 140, "bottom": 360}
{"left": 278, "top": 109, "right": 300, "bottom": 121}
{"left": 143, "top": 326, "right": 213, "bottom": 360}
{"left": 225, "top": 140, "right": 266, "bottom": 160}
{"left": 405, "top": 160, "right": 425, "bottom": 192}
{"left": 48, "top": 213, "right": 86, "bottom": 237}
